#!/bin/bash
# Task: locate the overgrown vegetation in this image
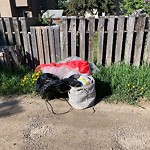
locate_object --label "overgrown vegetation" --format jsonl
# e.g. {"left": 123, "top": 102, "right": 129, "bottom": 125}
{"left": 121, "top": 0, "right": 150, "bottom": 15}
{"left": 59, "top": 0, "right": 116, "bottom": 16}
{"left": 0, "top": 62, "right": 34, "bottom": 95}
{"left": 94, "top": 63, "right": 150, "bottom": 104}
{"left": 0, "top": 60, "right": 150, "bottom": 105}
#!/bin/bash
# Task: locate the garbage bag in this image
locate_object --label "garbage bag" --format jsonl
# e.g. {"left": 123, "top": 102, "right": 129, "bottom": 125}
{"left": 35, "top": 60, "right": 91, "bottom": 79}
{"left": 36, "top": 73, "right": 83, "bottom": 98}
{"left": 60, "top": 56, "right": 100, "bottom": 74}
{"left": 36, "top": 73, "right": 60, "bottom": 98}
{"left": 68, "top": 76, "right": 96, "bottom": 109}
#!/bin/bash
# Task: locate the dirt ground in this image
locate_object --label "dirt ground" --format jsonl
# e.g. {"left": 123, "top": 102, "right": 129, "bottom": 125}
{"left": 0, "top": 95, "right": 150, "bottom": 150}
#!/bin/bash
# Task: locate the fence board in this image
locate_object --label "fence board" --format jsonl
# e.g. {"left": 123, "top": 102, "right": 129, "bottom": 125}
{"left": 9, "top": 46, "right": 20, "bottom": 65}
{"left": 70, "top": 16, "right": 77, "bottom": 56}
{"left": 48, "top": 26, "right": 56, "bottom": 62}
{"left": 15, "top": 45, "right": 23, "bottom": 64}
{"left": 4, "top": 18, "right": 14, "bottom": 45}
{"left": 20, "top": 17, "right": 31, "bottom": 63}
{"left": 53, "top": 25, "right": 61, "bottom": 62}
{"left": 0, "top": 18, "right": 7, "bottom": 45}
{"left": 3, "top": 48, "right": 11, "bottom": 68}
{"left": 133, "top": 16, "right": 146, "bottom": 66}
{"left": 144, "top": 19, "right": 150, "bottom": 64}
{"left": 42, "top": 27, "right": 50, "bottom": 64}
{"left": 30, "top": 27, "right": 39, "bottom": 67}
{"left": 60, "top": 16, "right": 68, "bottom": 59}
{"left": 12, "top": 17, "right": 21, "bottom": 45}
{"left": 36, "top": 27, "right": 45, "bottom": 64}
{"left": 106, "top": 16, "right": 115, "bottom": 66}
{"left": 79, "top": 16, "right": 85, "bottom": 60}
{"left": 88, "top": 16, "right": 95, "bottom": 61}
{"left": 115, "top": 16, "right": 125, "bottom": 63}
{"left": 97, "top": 16, "right": 105, "bottom": 65}
{"left": 124, "top": 16, "right": 135, "bottom": 64}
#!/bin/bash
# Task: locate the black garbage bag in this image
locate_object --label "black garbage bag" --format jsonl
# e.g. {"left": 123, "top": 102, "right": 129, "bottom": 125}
{"left": 36, "top": 73, "right": 60, "bottom": 98}
{"left": 36, "top": 73, "right": 83, "bottom": 99}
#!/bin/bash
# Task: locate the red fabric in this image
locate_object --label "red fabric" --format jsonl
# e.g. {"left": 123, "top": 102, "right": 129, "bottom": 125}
{"left": 35, "top": 60, "right": 90, "bottom": 75}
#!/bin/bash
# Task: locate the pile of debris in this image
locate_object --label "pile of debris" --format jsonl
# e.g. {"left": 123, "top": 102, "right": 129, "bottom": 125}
{"left": 35, "top": 57, "right": 99, "bottom": 109}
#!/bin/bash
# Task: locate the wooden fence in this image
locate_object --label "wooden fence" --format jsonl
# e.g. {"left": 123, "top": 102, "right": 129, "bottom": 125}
{"left": 0, "top": 16, "right": 150, "bottom": 68}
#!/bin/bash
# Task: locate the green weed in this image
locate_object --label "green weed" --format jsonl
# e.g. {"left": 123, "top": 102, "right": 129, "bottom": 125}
{"left": 94, "top": 63, "right": 150, "bottom": 104}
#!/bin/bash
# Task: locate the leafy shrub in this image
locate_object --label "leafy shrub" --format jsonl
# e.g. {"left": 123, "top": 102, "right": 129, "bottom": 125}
{"left": 121, "top": 0, "right": 150, "bottom": 15}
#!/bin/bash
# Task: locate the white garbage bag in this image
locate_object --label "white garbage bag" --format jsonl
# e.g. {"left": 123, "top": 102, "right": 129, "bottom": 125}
{"left": 68, "top": 76, "right": 96, "bottom": 109}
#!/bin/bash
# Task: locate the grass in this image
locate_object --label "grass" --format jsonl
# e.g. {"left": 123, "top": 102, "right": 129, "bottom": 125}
{"left": 0, "top": 60, "right": 150, "bottom": 105}
{"left": 94, "top": 63, "right": 150, "bottom": 104}
{"left": 0, "top": 61, "right": 35, "bottom": 95}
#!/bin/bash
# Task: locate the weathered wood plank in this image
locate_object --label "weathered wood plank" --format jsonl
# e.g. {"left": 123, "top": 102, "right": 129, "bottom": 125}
{"left": 70, "top": 16, "right": 77, "bottom": 56}
{"left": 0, "top": 18, "right": 7, "bottom": 45}
{"left": 133, "top": 16, "right": 146, "bottom": 66}
{"left": 124, "top": 16, "right": 135, "bottom": 64}
{"left": 61, "top": 16, "right": 68, "bottom": 59}
{"left": 12, "top": 17, "right": 21, "bottom": 45}
{"left": 106, "top": 16, "right": 115, "bottom": 66}
{"left": 30, "top": 27, "right": 39, "bottom": 66}
{"left": 115, "top": 16, "right": 125, "bottom": 63}
{"left": 4, "top": 18, "right": 14, "bottom": 45}
{"left": 15, "top": 45, "right": 23, "bottom": 64}
{"left": 27, "top": 32, "right": 33, "bottom": 67}
{"left": 97, "top": 16, "right": 105, "bottom": 65}
{"left": 20, "top": 17, "right": 30, "bottom": 57}
{"left": 36, "top": 27, "right": 45, "bottom": 64}
{"left": 60, "top": 16, "right": 68, "bottom": 59}
{"left": 42, "top": 27, "right": 50, "bottom": 64}
{"left": 48, "top": 26, "right": 56, "bottom": 62}
{"left": 79, "top": 16, "right": 85, "bottom": 60}
{"left": 53, "top": 25, "right": 61, "bottom": 62}
{"left": 9, "top": 46, "right": 20, "bottom": 65}
{"left": 88, "top": 16, "right": 95, "bottom": 61}
{"left": 144, "top": 19, "right": 150, "bottom": 64}
{"left": 3, "top": 48, "right": 11, "bottom": 69}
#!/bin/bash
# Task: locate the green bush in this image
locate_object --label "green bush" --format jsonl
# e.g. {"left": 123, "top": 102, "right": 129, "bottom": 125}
{"left": 62, "top": 0, "right": 116, "bottom": 16}
{"left": 121, "top": 0, "right": 150, "bottom": 15}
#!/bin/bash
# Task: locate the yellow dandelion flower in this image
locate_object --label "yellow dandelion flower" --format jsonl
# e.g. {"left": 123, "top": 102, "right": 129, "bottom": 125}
{"left": 132, "top": 86, "right": 135, "bottom": 89}
{"left": 127, "top": 84, "right": 130, "bottom": 87}
{"left": 32, "top": 74, "right": 35, "bottom": 78}
{"left": 141, "top": 87, "right": 144, "bottom": 90}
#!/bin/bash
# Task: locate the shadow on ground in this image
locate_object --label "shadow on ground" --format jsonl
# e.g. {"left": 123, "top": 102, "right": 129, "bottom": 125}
{"left": 0, "top": 96, "right": 24, "bottom": 118}
{"left": 94, "top": 78, "right": 112, "bottom": 105}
